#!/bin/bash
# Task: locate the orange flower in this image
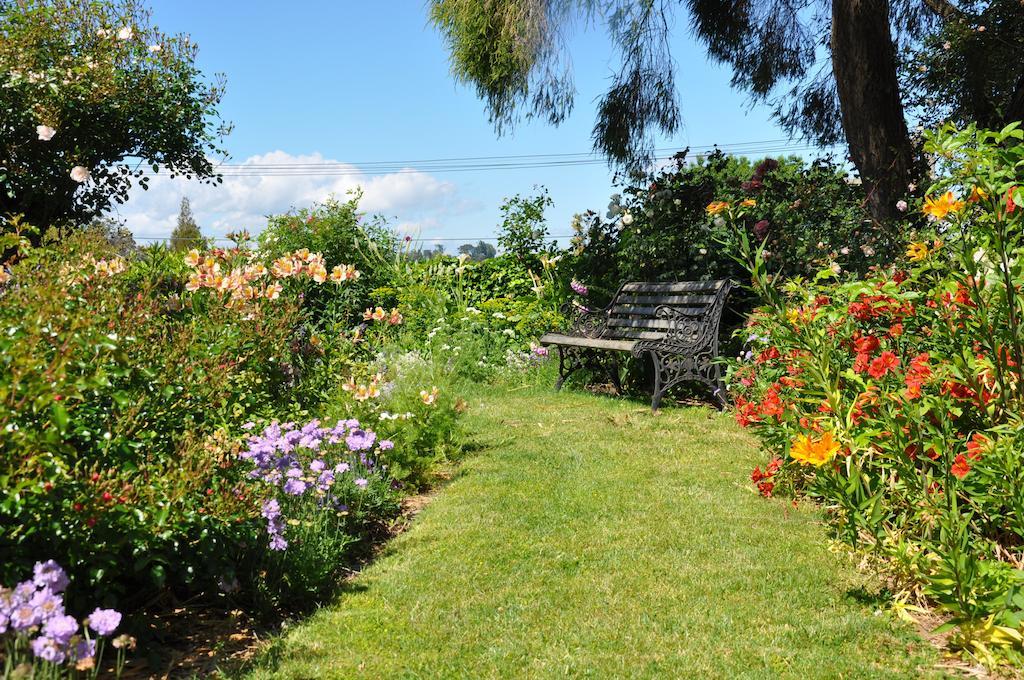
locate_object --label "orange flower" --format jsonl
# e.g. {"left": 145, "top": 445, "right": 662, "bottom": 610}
{"left": 739, "top": 199, "right": 757, "bottom": 207}
{"left": 967, "top": 186, "right": 988, "bottom": 203}
{"left": 706, "top": 201, "right": 730, "bottom": 215}
{"left": 790, "top": 431, "right": 841, "bottom": 467}
{"left": 951, "top": 453, "right": 971, "bottom": 479}
{"left": 906, "top": 242, "right": 929, "bottom": 261}
{"left": 271, "top": 257, "right": 297, "bottom": 278}
{"left": 922, "top": 191, "right": 964, "bottom": 220}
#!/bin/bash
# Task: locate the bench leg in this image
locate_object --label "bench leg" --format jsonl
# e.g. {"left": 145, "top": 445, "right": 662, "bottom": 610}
{"left": 554, "top": 346, "right": 581, "bottom": 391}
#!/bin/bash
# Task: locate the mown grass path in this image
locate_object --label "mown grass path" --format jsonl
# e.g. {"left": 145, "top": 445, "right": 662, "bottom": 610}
{"left": 248, "top": 386, "right": 940, "bottom": 679}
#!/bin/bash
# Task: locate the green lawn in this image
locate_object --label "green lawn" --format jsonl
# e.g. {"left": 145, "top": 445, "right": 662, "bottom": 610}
{"left": 246, "top": 385, "right": 941, "bottom": 679}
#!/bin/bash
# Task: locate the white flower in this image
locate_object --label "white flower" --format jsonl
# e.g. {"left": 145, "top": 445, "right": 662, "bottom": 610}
{"left": 117, "top": 26, "right": 134, "bottom": 40}
{"left": 840, "top": 247, "right": 850, "bottom": 255}
{"left": 70, "top": 166, "right": 91, "bottom": 183}
{"left": 896, "top": 200, "right": 908, "bottom": 212}
{"left": 673, "top": 199, "right": 681, "bottom": 206}
{"left": 861, "top": 244, "right": 876, "bottom": 257}
{"left": 36, "top": 125, "right": 56, "bottom": 141}
{"left": 148, "top": 44, "right": 162, "bottom": 53}
{"left": 621, "top": 213, "right": 634, "bottom": 226}
{"left": 830, "top": 262, "right": 842, "bottom": 275}
{"left": 713, "top": 216, "right": 725, "bottom": 228}
{"left": 96, "top": 28, "right": 110, "bottom": 38}
{"left": 699, "top": 248, "right": 707, "bottom": 255}
{"left": 973, "top": 249, "right": 986, "bottom": 263}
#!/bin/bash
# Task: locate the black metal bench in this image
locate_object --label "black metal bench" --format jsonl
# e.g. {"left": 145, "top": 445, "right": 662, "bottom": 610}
{"left": 539, "top": 279, "right": 732, "bottom": 411}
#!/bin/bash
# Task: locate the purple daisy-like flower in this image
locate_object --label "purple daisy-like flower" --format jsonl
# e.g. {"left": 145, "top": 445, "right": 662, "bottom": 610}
{"left": 269, "top": 535, "right": 288, "bottom": 551}
{"left": 354, "top": 478, "right": 369, "bottom": 489}
{"left": 33, "top": 560, "right": 70, "bottom": 594}
{"left": 334, "top": 462, "right": 350, "bottom": 474}
{"left": 261, "top": 499, "right": 281, "bottom": 520}
{"left": 31, "top": 636, "right": 66, "bottom": 664}
{"left": 346, "top": 429, "right": 377, "bottom": 451}
{"left": 87, "top": 608, "right": 121, "bottom": 636}
{"left": 43, "top": 614, "right": 78, "bottom": 644}
{"left": 283, "top": 478, "right": 308, "bottom": 496}
{"left": 10, "top": 603, "right": 40, "bottom": 631}
{"left": 378, "top": 440, "right": 394, "bottom": 451}
{"left": 241, "top": 421, "right": 256, "bottom": 430}
{"left": 72, "top": 638, "right": 97, "bottom": 663}
{"left": 309, "top": 459, "right": 326, "bottom": 472}
{"left": 0, "top": 611, "right": 8, "bottom": 635}
{"left": 30, "top": 588, "right": 64, "bottom": 621}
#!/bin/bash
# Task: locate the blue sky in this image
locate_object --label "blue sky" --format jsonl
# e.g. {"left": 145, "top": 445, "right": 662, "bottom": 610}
{"left": 116, "top": 1, "right": 827, "bottom": 247}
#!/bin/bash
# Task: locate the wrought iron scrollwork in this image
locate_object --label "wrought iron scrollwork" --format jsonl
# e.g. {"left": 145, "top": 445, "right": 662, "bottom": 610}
{"left": 560, "top": 300, "right": 610, "bottom": 339}
{"left": 630, "top": 282, "right": 731, "bottom": 410}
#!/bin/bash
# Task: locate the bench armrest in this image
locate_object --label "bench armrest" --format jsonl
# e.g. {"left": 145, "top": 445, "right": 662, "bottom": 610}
{"left": 559, "top": 300, "right": 610, "bottom": 338}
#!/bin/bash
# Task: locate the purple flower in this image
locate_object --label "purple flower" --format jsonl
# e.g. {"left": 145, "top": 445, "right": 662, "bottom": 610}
{"left": 241, "top": 421, "right": 256, "bottom": 430}
{"left": 354, "top": 478, "right": 369, "bottom": 489}
{"left": 378, "top": 440, "right": 394, "bottom": 451}
{"left": 87, "top": 608, "right": 121, "bottom": 636}
{"left": 43, "top": 614, "right": 78, "bottom": 644}
{"left": 33, "top": 560, "right": 70, "bottom": 594}
{"left": 344, "top": 419, "right": 360, "bottom": 430}
{"left": 309, "top": 459, "right": 326, "bottom": 472}
{"left": 334, "top": 462, "right": 350, "bottom": 474}
{"left": 283, "top": 478, "right": 308, "bottom": 496}
{"left": 570, "top": 279, "right": 588, "bottom": 296}
{"left": 30, "top": 588, "right": 64, "bottom": 621}
{"left": 14, "top": 580, "right": 35, "bottom": 601}
{"left": 31, "top": 636, "right": 66, "bottom": 664}
{"left": 10, "top": 603, "right": 40, "bottom": 631}
{"left": 269, "top": 535, "right": 288, "bottom": 551}
{"left": 72, "top": 638, "right": 97, "bottom": 663}
{"left": 261, "top": 499, "right": 281, "bottom": 520}
{"left": 346, "top": 429, "right": 376, "bottom": 451}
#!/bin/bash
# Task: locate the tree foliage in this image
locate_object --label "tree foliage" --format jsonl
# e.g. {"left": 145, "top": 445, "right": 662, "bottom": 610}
{"left": 0, "top": 0, "right": 227, "bottom": 230}
{"left": 457, "top": 240, "right": 497, "bottom": 260}
{"left": 170, "top": 196, "right": 202, "bottom": 251}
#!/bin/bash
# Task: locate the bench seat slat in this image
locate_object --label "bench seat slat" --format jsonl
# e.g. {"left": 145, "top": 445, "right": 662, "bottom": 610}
{"left": 620, "top": 281, "right": 723, "bottom": 294}
{"left": 606, "top": 317, "right": 675, "bottom": 330}
{"left": 615, "top": 294, "right": 718, "bottom": 306}
{"left": 610, "top": 304, "right": 713, "bottom": 317}
{"left": 539, "top": 333, "right": 636, "bottom": 352}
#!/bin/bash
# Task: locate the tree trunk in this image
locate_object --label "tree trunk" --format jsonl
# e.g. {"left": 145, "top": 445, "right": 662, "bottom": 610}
{"left": 831, "top": 0, "right": 916, "bottom": 226}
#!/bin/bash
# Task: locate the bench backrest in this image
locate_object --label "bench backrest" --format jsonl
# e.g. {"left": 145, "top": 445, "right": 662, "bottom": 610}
{"left": 602, "top": 279, "right": 730, "bottom": 342}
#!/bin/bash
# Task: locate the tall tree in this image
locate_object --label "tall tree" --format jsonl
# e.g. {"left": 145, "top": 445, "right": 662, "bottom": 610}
{"left": 0, "top": 0, "right": 227, "bottom": 231}
{"left": 458, "top": 240, "right": 498, "bottom": 260}
{"left": 429, "top": 0, "right": 1016, "bottom": 226}
{"left": 170, "top": 197, "right": 202, "bottom": 251}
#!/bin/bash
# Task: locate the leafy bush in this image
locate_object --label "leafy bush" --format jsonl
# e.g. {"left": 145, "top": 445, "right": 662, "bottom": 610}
{"left": 726, "top": 123, "right": 1024, "bottom": 666}
{"left": 567, "top": 150, "right": 884, "bottom": 307}
{"left": 0, "top": 227, "right": 365, "bottom": 604}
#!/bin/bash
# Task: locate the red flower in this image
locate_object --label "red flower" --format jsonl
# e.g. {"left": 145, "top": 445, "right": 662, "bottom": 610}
{"left": 966, "top": 433, "right": 988, "bottom": 460}
{"left": 853, "top": 352, "right": 871, "bottom": 373}
{"left": 766, "top": 457, "right": 783, "bottom": 475}
{"left": 751, "top": 466, "right": 764, "bottom": 483}
{"left": 757, "top": 480, "right": 775, "bottom": 497}
{"left": 853, "top": 335, "right": 880, "bottom": 354}
{"left": 1007, "top": 186, "right": 1018, "bottom": 214}
{"left": 756, "top": 347, "right": 781, "bottom": 364}
{"left": 951, "top": 454, "right": 971, "bottom": 479}
{"left": 867, "top": 351, "right": 900, "bottom": 379}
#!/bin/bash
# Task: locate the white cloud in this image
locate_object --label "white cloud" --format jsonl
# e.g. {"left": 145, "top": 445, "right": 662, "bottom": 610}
{"left": 106, "top": 151, "right": 467, "bottom": 242}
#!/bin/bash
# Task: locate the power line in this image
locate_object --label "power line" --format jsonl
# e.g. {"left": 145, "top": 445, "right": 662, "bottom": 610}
{"left": 139, "top": 142, "right": 844, "bottom": 178}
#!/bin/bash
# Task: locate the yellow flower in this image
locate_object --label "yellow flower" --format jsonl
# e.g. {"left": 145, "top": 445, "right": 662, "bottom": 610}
{"left": 706, "top": 201, "right": 730, "bottom": 215}
{"left": 740, "top": 199, "right": 757, "bottom": 207}
{"left": 922, "top": 191, "right": 964, "bottom": 220}
{"left": 308, "top": 262, "right": 327, "bottom": 284}
{"left": 184, "top": 249, "right": 201, "bottom": 267}
{"left": 906, "top": 242, "right": 929, "bottom": 262}
{"left": 420, "top": 387, "right": 439, "bottom": 405}
{"left": 790, "top": 431, "right": 841, "bottom": 467}
{"left": 968, "top": 186, "right": 988, "bottom": 203}
{"left": 271, "top": 257, "right": 296, "bottom": 278}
